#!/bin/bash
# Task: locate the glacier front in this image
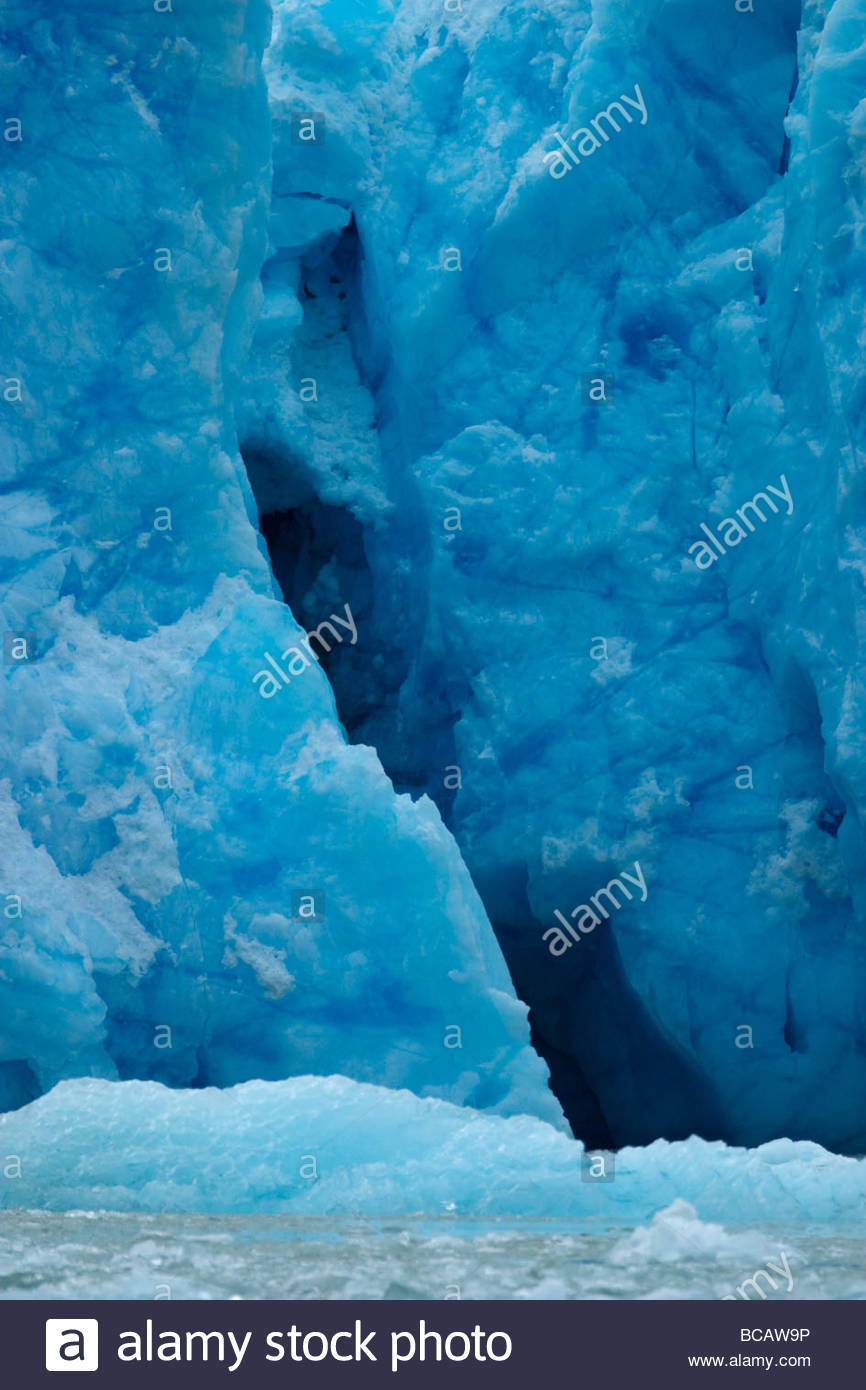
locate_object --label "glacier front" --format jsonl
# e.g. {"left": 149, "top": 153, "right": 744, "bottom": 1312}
{"left": 0, "top": 0, "right": 557, "bottom": 1131}
{"left": 239, "top": 0, "right": 866, "bottom": 1152}
{"left": 1, "top": 0, "right": 865, "bottom": 1192}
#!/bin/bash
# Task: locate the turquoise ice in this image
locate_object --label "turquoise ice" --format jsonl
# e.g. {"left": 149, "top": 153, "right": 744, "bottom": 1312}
{"left": 0, "top": 0, "right": 556, "bottom": 1129}
{"left": 242, "top": 0, "right": 866, "bottom": 1152}
{"left": 1, "top": 0, "right": 865, "bottom": 1194}
{"left": 2, "top": 1074, "right": 864, "bottom": 1224}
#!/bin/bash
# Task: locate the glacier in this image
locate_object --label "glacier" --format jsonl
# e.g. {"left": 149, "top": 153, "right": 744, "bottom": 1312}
{"left": 0, "top": 0, "right": 558, "bottom": 1132}
{"left": 239, "top": 0, "right": 866, "bottom": 1153}
{"left": 0, "top": 0, "right": 865, "bottom": 1247}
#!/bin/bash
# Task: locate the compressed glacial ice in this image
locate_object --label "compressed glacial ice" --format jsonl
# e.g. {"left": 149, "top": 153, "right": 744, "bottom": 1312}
{"left": 0, "top": 0, "right": 557, "bottom": 1130}
{"left": 1, "top": 1076, "right": 864, "bottom": 1228}
{"left": 2, "top": 0, "right": 866, "bottom": 1171}
{"left": 240, "top": 0, "right": 866, "bottom": 1151}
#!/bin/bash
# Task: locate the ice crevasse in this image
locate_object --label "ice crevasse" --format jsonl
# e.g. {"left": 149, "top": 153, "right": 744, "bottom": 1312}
{"left": 0, "top": 0, "right": 865, "bottom": 1213}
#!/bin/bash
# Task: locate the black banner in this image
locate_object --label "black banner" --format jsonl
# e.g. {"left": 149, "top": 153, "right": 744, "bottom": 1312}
{"left": 11, "top": 1299, "right": 859, "bottom": 1386}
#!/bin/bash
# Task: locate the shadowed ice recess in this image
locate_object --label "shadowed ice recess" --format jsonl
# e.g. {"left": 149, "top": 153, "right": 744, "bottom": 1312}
{"left": 1, "top": 0, "right": 866, "bottom": 1289}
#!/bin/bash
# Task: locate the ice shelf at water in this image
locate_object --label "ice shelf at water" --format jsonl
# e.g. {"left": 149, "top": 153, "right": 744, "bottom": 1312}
{"left": 1, "top": 1076, "right": 863, "bottom": 1225}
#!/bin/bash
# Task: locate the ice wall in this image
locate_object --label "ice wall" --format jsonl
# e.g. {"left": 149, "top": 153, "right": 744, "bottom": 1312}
{"left": 2, "top": 0, "right": 864, "bottom": 1158}
{"left": 243, "top": 0, "right": 866, "bottom": 1152}
{"left": 0, "top": 0, "right": 558, "bottom": 1128}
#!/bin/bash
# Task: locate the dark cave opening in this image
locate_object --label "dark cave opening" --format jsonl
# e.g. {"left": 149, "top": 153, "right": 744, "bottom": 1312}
{"left": 256, "top": 488, "right": 470, "bottom": 817}
{"left": 258, "top": 499, "right": 377, "bottom": 736}
{"left": 489, "top": 872, "right": 726, "bottom": 1151}
{"left": 778, "top": 61, "right": 800, "bottom": 175}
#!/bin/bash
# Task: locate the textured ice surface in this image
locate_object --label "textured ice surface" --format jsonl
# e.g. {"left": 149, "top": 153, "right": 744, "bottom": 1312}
{"left": 1, "top": 1077, "right": 864, "bottom": 1226}
{"left": 240, "top": 0, "right": 866, "bottom": 1151}
{"left": 2, "top": 0, "right": 866, "bottom": 1163}
{"left": 0, "top": 0, "right": 557, "bottom": 1129}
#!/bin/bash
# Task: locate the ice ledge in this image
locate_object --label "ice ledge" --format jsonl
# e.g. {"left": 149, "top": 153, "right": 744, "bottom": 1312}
{"left": 0, "top": 1076, "right": 861, "bottom": 1224}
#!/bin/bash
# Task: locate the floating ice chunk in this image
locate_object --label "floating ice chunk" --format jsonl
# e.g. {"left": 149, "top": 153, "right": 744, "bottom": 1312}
{"left": 1, "top": 1077, "right": 863, "bottom": 1225}
{"left": 607, "top": 1199, "right": 793, "bottom": 1266}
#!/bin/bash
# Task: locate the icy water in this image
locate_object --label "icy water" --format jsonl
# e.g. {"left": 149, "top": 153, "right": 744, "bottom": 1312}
{"left": 1, "top": 1212, "right": 863, "bottom": 1301}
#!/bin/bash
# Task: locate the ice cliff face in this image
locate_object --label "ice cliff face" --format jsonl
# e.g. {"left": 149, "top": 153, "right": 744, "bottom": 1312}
{"left": 242, "top": 0, "right": 866, "bottom": 1153}
{"left": 1, "top": 0, "right": 864, "bottom": 1156}
{"left": 0, "top": 0, "right": 556, "bottom": 1128}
